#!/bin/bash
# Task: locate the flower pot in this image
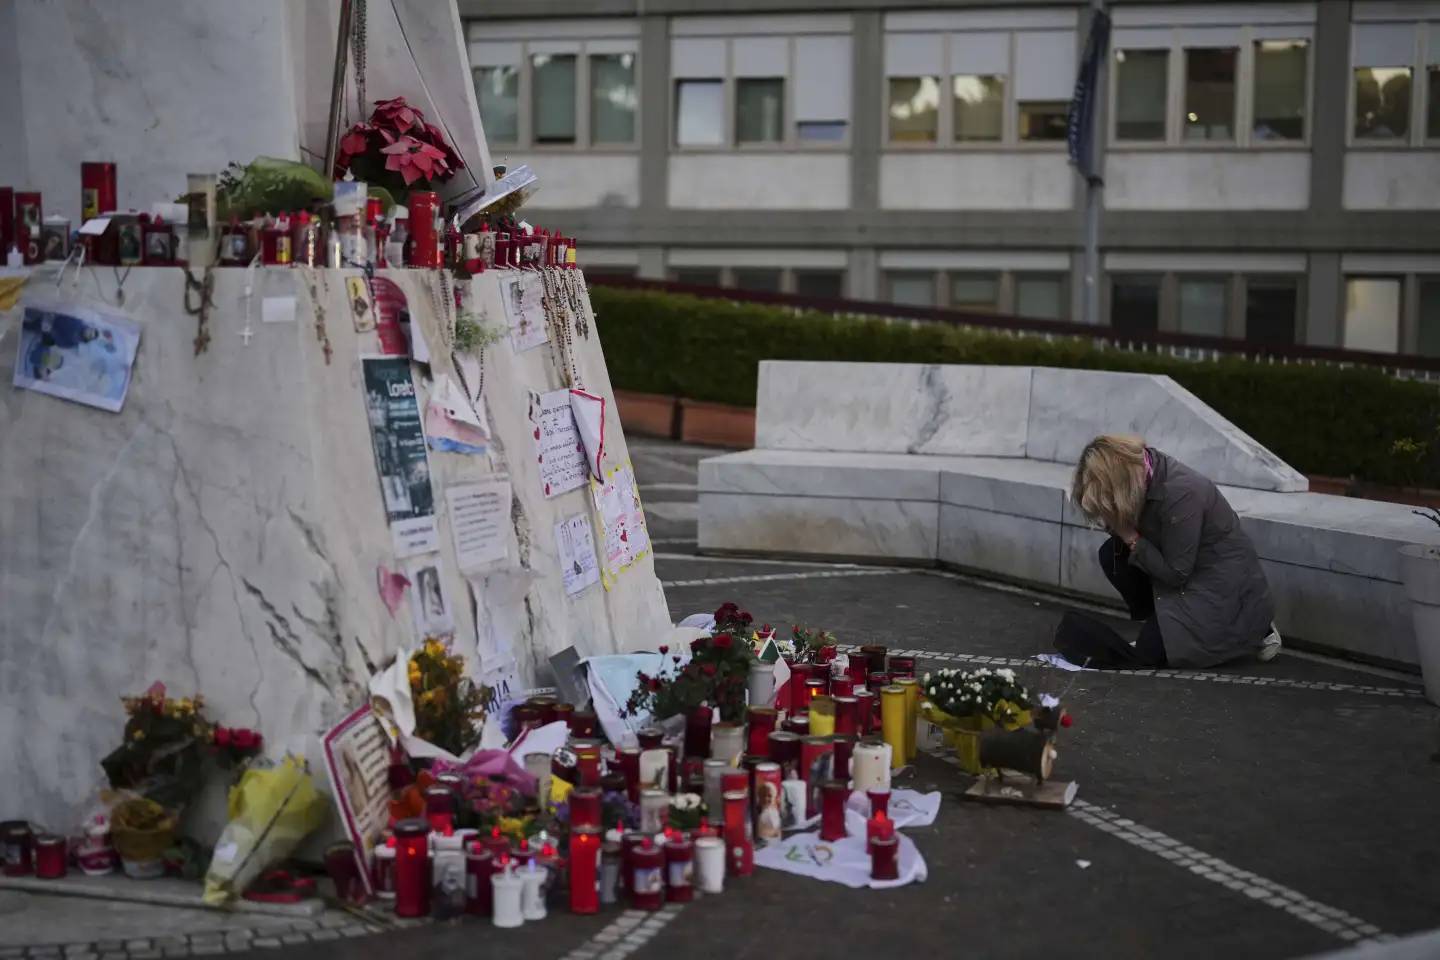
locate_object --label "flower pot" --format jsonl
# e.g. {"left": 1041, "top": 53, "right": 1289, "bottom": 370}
{"left": 919, "top": 702, "right": 1033, "bottom": 774}
{"left": 1398, "top": 544, "right": 1440, "bottom": 705}
{"left": 614, "top": 390, "right": 679, "bottom": 440}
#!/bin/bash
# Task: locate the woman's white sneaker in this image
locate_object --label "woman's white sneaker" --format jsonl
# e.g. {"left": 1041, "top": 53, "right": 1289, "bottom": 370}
{"left": 1258, "top": 624, "right": 1282, "bottom": 662}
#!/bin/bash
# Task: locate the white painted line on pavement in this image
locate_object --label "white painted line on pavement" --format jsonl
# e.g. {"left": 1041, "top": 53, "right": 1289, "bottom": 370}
{"left": 655, "top": 552, "right": 882, "bottom": 569}
{"left": 918, "top": 744, "right": 1393, "bottom": 947}
{"left": 650, "top": 538, "right": 698, "bottom": 546}
{"left": 663, "top": 569, "right": 906, "bottom": 589}
{"left": 838, "top": 645, "right": 1424, "bottom": 701}
{"left": 639, "top": 482, "right": 699, "bottom": 492}
{"left": 558, "top": 905, "right": 686, "bottom": 960}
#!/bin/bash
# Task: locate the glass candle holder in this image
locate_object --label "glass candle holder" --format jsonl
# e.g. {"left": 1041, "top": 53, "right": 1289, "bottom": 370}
{"left": 570, "top": 787, "right": 602, "bottom": 830}
{"left": 833, "top": 695, "right": 860, "bottom": 736}
{"left": 746, "top": 707, "right": 778, "bottom": 756}
{"left": 638, "top": 726, "right": 665, "bottom": 750}
{"left": 638, "top": 748, "right": 669, "bottom": 793}
{"left": 703, "top": 759, "right": 729, "bottom": 824}
{"left": 491, "top": 865, "right": 524, "bottom": 928}
{"left": 747, "top": 660, "right": 778, "bottom": 708}
{"left": 799, "top": 736, "right": 835, "bottom": 818}
{"left": 831, "top": 677, "right": 855, "bottom": 698}
{"left": 868, "top": 788, "right": 891, "bottom": 819}
{"left": 847, "top": 656, "right": 870, "bottom": 690}
{"left": 616, "top": 745, "right": 642, "bottom": 802}
{"left": 423, "top": 786, "right": 455, "bottom": 835}
{"left": 528, "top": 696, "right": 558, "bottom": 725}
{"left": 551, "top": 747, "right": 578, "bottom": 787}
{"left": 569, "top": 825, "right": 601, "bottom": 914}
{"left": 710, "top": 722, "right": 745, "bottom": 766}
{"left": 464, "top": 843, "right": 493, "bottom": 916}
{"left": 819, "top": 780, "right": 849, "bottom": 842}
{"left": 808, "top": 696, "right": 836, "bottom": 737}
{"left": 569, "top": 709, "right": 598, "bottom": 739}
{"left": 851, "top": 741, "right": 892, "bottom": 792}
{"left": 880, "top": 686, "right": 908, "bottom": 771}
{"left": 554, "top": 701, "right": 576, "bottom": 728}
{"left": 684, "top": 707, "right": 713, "bottom": 760}
{"left": 767, "top": 730, "right": 801, "bottom": 777}
{"left": 694, "top": 835, "right": 725, "bottom": 893}
{"left": 854, "top": 690, "right": 877, "bottom": 735}
{"left": 895, "top": 678, "right": 920, "bottom": 762}
{"left": 573, "top": 740, "right": 602, "bottom": 786}
{"left": 867, "top": 672, "right": 892, "bottom": 693}
{"left": 889, "top": 656, "right": 916, "bottom": 680}
{"left": 867, "top": 810, "right": 894, "bottom": 856}
{"left": 871, "top": 833, "right": 900, "bottom": 881}
{"left": 631, "top": 837, "right": 664, "bottom": 910}
{"left": 752, "top": 761, "right": 784, "bottom": 842}
{"left": 600, "top": 841, "right": 622, "bottom": 905}
{"left": 788, "top": 662, "right": 814, "bottom": 713}
{"left": 721, "top": 790, "right": 754, "bottom": 876}
{"left": 784, "top": 713, "right": 810, "bottom": 737}
{"left": 860, "top": 644, "right": 889, "bottom": 674}
{"left": 832, "top": 735, "right": 857, "bottom": 783}
{"left": 372, "top": 837, "right": 396, "bottom": 899}
{"left": 33, "top": 835, "right": 66, "bottom": 880}
{"left": 639, "top": 789, "right": 669, "bottom": 835}
{"left": 620, "top": 831, "right": 645, "bottom": 897}
{"left": 805, "top": 678, "right": 827, "bottom": 704}
{"left": 393, "top": 819, "right": 432, "bottom": 919}
{"left": 664, "top": 836, "right": 694, "bottom": 902}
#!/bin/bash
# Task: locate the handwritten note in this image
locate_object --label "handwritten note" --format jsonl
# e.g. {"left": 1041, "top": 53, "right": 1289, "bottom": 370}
{"left": 503, "top": 273, "right": 549, "bottom": 353}
{"left": 447, "top": 478, "right": 510, "bottom": 573}
{"left": 592, "top": 463, "right": 651, "bottom": 588}
{"left": 555, "top": 513, "right": 600, "bottom": 597}
{"left": 531, "top": 388, "right": 589, "bottom": 498}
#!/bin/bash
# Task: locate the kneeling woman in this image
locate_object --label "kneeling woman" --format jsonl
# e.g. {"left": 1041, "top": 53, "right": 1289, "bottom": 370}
{"left": 1062, "top": 435, "right": 1281, "bottom": 669}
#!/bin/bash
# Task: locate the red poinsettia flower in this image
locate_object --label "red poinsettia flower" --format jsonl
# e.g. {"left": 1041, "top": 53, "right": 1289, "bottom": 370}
{"left": 372, "top": 96, "right": 422, "bottom": 133}
{"left": 339, "top": 126, "right": 370, "bottom": 159}
{"left": 381, "top": 136, "right": 451, "bottom": 185}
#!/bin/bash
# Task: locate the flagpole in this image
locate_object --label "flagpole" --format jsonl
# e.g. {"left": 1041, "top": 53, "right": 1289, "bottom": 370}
{"left": 1081, "top": 0, "right": 1107, "bottom": 328}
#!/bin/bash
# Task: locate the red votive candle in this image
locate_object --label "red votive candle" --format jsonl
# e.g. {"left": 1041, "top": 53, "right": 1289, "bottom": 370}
{"left": 889, "top": 656, "right": 916, "bottom": 680}
{"left": 768, "top": 730, "right": 801, "bottom": 777}
{"left": 854, "top": 689, "right": 877, "bottom": 735}
{"left": 574, "top": 740, "right": 602, "bottom": 786}
{"left": 788, "top": 662, "right": 814, "bottom": 713}
{"left": 80, "top": 162, "right": 117, "bottom": 222}
{"left": 408, "top": 191, "right": 441, "bottom": 268}
{"left": 0, "top": 187, "right": 13, "bottom": 255}
{"left": 800, "top": 735, "right": 835, "bottom": 818}
{"left": 551, "top": 747, "right": 578, "bottom": 787}
{"left": 832, "top": 677, "right": 855, "bottom": 698}
{"left": 860, "top": 644, "right": 888, "bottom": 674}
{"left": 820, "top": 781, "right": 848, "bottom": 842}
{"left": 631, "top": 836, "right": 664, "bottom": 910}
{"left": 569, "top": 825, "right": 601, "bottom": 914}
{"left": 848, "top": 657, "right": 870, "bottom": 689}
{"left": 423, "top": 786, "right": 454, "bottom": 835}
{"left": 529, "top": 696, "right": 558, "bottom": 725}
{"left": 602, "top": 771, "right": 628, "bottom": 796}
{"left": 806, "top": 678, "right": 827, "bottom": 703}
{"left": 514, "top": 703, "right": 544, "bottom": 732}
{"left": 616, "top": 745, "right": 642, "bottom": 802}
{"left": 570, "top": 786, "right": 602, "bottom": 830}
{"left": 638, "top": 726, "right": 664, "bottom": 750}
{"left": 14, "top": 193, "right": 41, "bottom": 264}
{"left": 393, "top": 819, "right": 431, "bottom": 918}
{"left": 620, "top": 831, "right": 645, "bottom": 897}
{"left": 816, "top": 645, "right": 838, "bottom": 665}
{"left": 833, "top": 735, "right": 857, "bottom": 783}
{"left": 721, "top": 791, "right": 754, "bottom": 877}
{"left": 871, "top": 833, "right": 899, "bottom": 881}
{"left": 465, "top": 843, "right": 493, "bottom": 916}
{"left": 866, "top": 810, "right": 894, "bottom": 855}
{"left": 785, "top": 714, "right": 810, "bottom": 737}
{"left": 684, "top": 707, "right": 713, "bottom": 759}
{"left": 868, "top": 672, "right": 891, "bottom": 692}
{"left": 484, "top": 826, "right": 512, "bottom": 861}
{"left": 664, "top": 836, "right": 694, "bottom": 902}
{"left": 747, "top": 707, "right": 778, "bottom": 756}
{"left": 33, "top": 835, "right": 66, "bottom": 879}
{"left": 569, "top": 709, "right": 597, "bottom": 738}
{"left": 834, "top": 696, "right": 860, "bottom": 736}
{"left": 1, "top": 822, "right": 34, "bottom": 877}
{"left": 868, "top": 787, "right": 891, "bottom": 819}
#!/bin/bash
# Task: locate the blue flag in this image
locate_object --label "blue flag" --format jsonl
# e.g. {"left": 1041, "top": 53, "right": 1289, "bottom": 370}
{"left": 1067, "top": 9, "right": 1111, "bottom": 180}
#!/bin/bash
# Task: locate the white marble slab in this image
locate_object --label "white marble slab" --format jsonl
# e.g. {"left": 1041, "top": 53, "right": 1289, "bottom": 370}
{"left": 1026, "top": 367, "right": 1308, "bottom": 492}
{"left": 0, "top": 267, "right": 669, "bottom": 840}
{"left": 698, "top": 493, "right": 938, "bottom": 561}
{"left": 700, "top": 449, "right": 942, "bottom": 501}
{"left": 1057, "top": 523, "right": 1115, "bottom": 599}
{"left": 938, "top": 459, "right": 1069, "bottom": 522}
{"left": 754, "top": 361, "right": 1030, "bottom": 457}
{"left": 939, "top": 504, "right": 1062, "bottom": 587}
{"left": 1263, "top": 562, "right": 1418, "bottom": 665}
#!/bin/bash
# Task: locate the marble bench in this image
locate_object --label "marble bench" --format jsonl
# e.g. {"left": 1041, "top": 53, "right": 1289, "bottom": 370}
{"left": 698, "top": 362, "right": 1440, "bottom": 668}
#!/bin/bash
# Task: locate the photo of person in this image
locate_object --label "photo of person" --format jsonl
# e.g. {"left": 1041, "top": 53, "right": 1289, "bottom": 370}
{"left": 14, "top": 304, "right": 141, "bottom": 413}
{"left": 41, "top": 225, "right": 68, "bottom": 261}
{"left": 144, "top": 229, "right": 171, "bottom": 263}
{"left": 407, "top": 555, "right": 454, "bottom": 638}
{"left": 117, "top": 222, "right": 142, "bottom": 264}
{"left": 756, "top": 780, "right": 783, "bottom": 841}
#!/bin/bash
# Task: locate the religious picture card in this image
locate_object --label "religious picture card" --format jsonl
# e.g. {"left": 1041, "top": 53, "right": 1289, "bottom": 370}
{"left": 361, "top": 356, "right": 438, "bottom": 558}
{"left": 406, "top": 554, "right": 455, "bottom": 640}
{"left": 555, "top": 513, "right": 601, "bottom": 597}
{"left": 14, "top": 301, "right": 140, "bottom": 413}
{"left": 530, "top": 388, "right": 589, "bottom": 498}
{"left": 502, "top": 273, "right": 549, "bottom": 353}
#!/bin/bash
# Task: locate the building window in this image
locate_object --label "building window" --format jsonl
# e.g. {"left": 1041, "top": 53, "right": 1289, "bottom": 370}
{"left": 953, "top": 76, "right": 1004, "bottom": 142}
{"left": 1354, "top": 67, "right": 1412, "bottom": 140}
{"left": 733, "top": 268, "right": 783, "bottom": 293}
{"left": 1419, "top": 279, "right": 1440, "bottom": 357}
{"left": 1184, "top": 48, "right": 1237, "bottom": 141}
{"left": 1245, "top": 277, "right": 1298, "bottom": 347}
{"left": 795, "top": 270, "right": 845, "bottom": 298}
{"left": 950, "top": 273, "right": 1001, "bottom": 310}
{"left": 1429, "top": 66, "right": 1440, "bottom": 140}
{"left": 798, "top": 122, "right": 847, "bottom": 142}
{"left": 888, "top": 271, "right": 936, "bottom": 306}
{"left": 1111, "top": 275, "right": 1161, "bottom": 335}
{"left": 671, "top": 267, "right": 722, "bottom": 287}
{"left": 1253, "top": 40, "right": 1308, "bottom": 141}
{"left": 1115, "top": 49, "right": 1169, "bottom": 141}
{"left": 736, "top": 78, "right": 785, "bottom": 144}
{"left": 1177, "top": 277, "right": 1229, "bottom": 337}
{"left": 532, "top": 54, "right": 578, "bottom": 144}
{"left": 889, "top": 77, "right": 941, "bottom": 143}
{"left": 1344, "top": 277, "right": 1402, "bottom": 353}
{"left": 473, "top": 65, "right": 520, "bottom": 144}
{"left": 675, "top": 79, "right": 725, "bottom": 146}
{"left": 1015, "top": 274, "right": 1065, "bottom": 320}
{"left": 591, "top": 53, "right": 637, "bottom": 144}
{"left": 1018, "top": 101, "right": 1068, "bottom": 141}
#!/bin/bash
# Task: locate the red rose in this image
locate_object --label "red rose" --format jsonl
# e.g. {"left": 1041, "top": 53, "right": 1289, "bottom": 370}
{"left": 659, "top": 645, "right": 669, "bottom": 655}
{"left": 233, "top": 729, "right": 258, "bottom": 751}
{"left": 648, "top": 678, "right": 661, "bottom": 691}
{"left": 691, "top": 637, "right": 709, "bottom": 653}
{"left": 213, "top": 727, "right": 232, "bottom": 748}
{"left": 702, "top": 663, "right": 717, "bottom": 676}
{"left": 1060, "top": 713, "right": 1074, "bottom": 728}
{"left": 713, "top": 634, "right": 733, "bottom": 649}
{"left": 740, "top": 612, "right": 753, "bottom": 624}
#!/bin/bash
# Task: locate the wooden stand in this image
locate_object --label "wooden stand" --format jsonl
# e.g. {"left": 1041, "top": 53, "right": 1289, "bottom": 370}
{"left": 963, "top": 777, "right": 1078, "bottom": 809}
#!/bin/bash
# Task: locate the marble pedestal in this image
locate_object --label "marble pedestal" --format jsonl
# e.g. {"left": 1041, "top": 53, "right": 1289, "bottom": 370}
{"left": 0, "top": 265, "right": 670, "bottom": 839}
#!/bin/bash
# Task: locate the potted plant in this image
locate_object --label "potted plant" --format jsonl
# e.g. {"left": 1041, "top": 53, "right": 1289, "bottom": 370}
{"left": 1400, "top": 509, "right": 1440, "bottom": 705}
{"left": 334, "top": 96, "right": 464, "bottom": 203}
{"left": 626, "top": 604, "right": 758, "bottom": 724}
{"left": 920, "top": 667, "right": 1033, "bottom": 774}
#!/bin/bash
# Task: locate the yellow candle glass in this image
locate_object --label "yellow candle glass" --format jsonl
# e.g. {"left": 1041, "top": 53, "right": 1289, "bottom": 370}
{"left": 895, "top": 677, "right": 920, "bottom": 761}
{"left": 808, "top": 695, "right": 836, "bottom": 737}
{"left": 880, "top": 685, "right": 907, "bottom": 770}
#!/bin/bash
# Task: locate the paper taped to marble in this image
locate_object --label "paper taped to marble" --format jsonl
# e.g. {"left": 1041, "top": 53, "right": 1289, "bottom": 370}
{"left": 361, "top": 356, "right": 437, "bottom": 558}
{"left": 14, "top": 300, "right": 140, "bottom": 413}
{"left": 569, "top": 388, "right": 605, "bottom": 475}
{"left": 502, "top": 273, "right": 548, "bottom": 353}
{"left": 371, "top": 277, "right": 410, "bottom": 355}
{"left": 531, "top": 387, "right": 589, "bottom": 498}
{"left": 556, "top": 513, "right": 601, "bottom": 597}
{"left": 446, "top": 478, "right": 509, "bottom": 572}
{"left": 592, "top": 462, "right": 652, "bottom": 589}
{"left": 407, "top": 554, "right": 455, "bottom": 639}
{"left": 426, "top": 374, "right": 489, "bottom": 455}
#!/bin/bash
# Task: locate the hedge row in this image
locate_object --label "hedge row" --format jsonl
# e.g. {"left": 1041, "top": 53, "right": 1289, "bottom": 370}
{"left": 590, "top": 286, "right": 1440, "bottom": 487}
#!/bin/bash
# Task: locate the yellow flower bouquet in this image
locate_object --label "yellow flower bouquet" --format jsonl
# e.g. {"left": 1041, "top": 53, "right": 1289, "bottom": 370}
{"left": 409, "top": 639, "right": 495, "bottom": 757}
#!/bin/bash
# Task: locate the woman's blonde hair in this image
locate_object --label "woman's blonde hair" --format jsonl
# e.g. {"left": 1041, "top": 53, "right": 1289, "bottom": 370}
{"left": 1071, "top": 434, "right": 1148, "bottom": 532}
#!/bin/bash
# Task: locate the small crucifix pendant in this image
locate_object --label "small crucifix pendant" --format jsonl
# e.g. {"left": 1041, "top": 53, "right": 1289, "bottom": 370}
{"left": 238, "top": 325, "right": 254, "bottom": 346}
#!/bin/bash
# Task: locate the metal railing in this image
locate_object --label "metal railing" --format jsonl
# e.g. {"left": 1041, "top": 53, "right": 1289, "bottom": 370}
{"left": 587, "top": 275, "right": 1440, "bottom": 384}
